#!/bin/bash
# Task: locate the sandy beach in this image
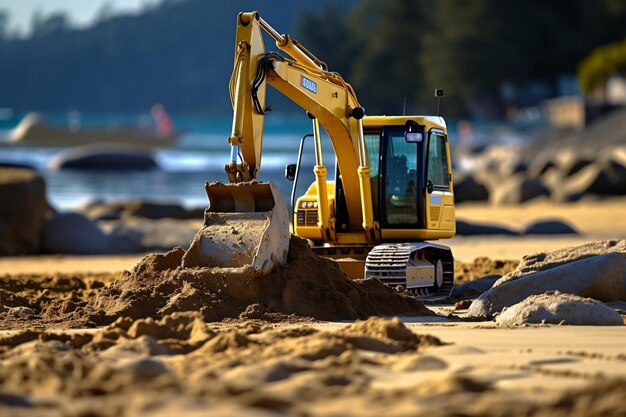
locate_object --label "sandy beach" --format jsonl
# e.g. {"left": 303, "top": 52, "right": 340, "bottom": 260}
{"left": 1, "top": 199, "right": 625, "bottom": 416}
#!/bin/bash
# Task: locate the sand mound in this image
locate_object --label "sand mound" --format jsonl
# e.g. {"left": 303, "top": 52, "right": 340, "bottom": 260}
{"left": 495, "top": 291, "right": 624, "bottom": 326}
{"left": 1, "top": 312, "right": 625, "bottom": 416}
{"left": 0, "top": 315, "right": 444, "bottom": 416}
{"left": 71, "top": 236, "right": 433, "bottom": 327}
{"left": 454, "top": 257, "right": 519, "bottom": 284}
{"left": 469, "top": 240, "right": 626, "bottom": 318}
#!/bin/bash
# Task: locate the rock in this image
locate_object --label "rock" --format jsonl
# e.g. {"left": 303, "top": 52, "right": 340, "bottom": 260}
{"left": 521, "top": 220, "right": 578, "bottom": 235}
{"left": 456, "top": 220, "right": 518, "bottom": 236}
{"left": 78, "top": 199, "right": 202, "bottom": 221}
{"left": 559, "top": 156, "right": 594, "bottom": 177}
{"left": 106, "top": 218, "right": 199, "bottom": 252}
{"left": 123, "top": 201, "right": 189, "bottom": 219}
{"left": 563, "top": 160, "right": 626, "bottom": 196}
{"left": 468, "top": 241, "right": 626, "bottom": 318}
{"left": 42, "top": 212, "right": 111, "bottom": 255}
{"left": 453, "top": 173, "right": 489, "bottom": 203}
{"left": 498, "top": 160, "right": 528, "bottom": 178}
{"left": 7, "top": 306, "right": 36, "bottom": 316}
{"left": 490, "top": 175, "right": 550, "bottom": 205}
{"left": 606, "top": 300, "right": 626, "bottom": 315}
{"left": 49, "top": 146, "right": 157, "bottom": 171}
{"left": 450, "top": 275, "right": 501, "bottom": 299}
{"left": 495, "top": 291, "right": 624, "bottom": 326}
{"left": 0, "top": 167, "right": 49, "bottom": 255}
{"left": 527, "top": 152, "right": 558, "bottom": 178}
{"left": 498, "top": 240, "right": 626, "bottom": 286}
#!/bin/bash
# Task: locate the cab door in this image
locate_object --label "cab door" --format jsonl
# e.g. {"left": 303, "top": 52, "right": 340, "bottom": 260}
{"left": 425, "top": 129, "right": 454, "bottom": 231}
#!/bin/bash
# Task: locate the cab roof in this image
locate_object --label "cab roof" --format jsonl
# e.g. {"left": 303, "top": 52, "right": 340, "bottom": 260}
{"left": 363, "top": 115, "right": 447, "bottom": 132}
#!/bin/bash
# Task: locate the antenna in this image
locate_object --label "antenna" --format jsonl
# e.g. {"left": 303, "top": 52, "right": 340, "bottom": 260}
{"left": 435, "top": 89, "right": 444, "bottom": 116}
{"left": 402, "top": 97, "right": 407, "bottom": 116}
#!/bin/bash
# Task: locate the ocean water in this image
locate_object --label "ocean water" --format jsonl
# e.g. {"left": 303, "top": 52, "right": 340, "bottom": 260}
{"left": 1, "top": 111, "right": 521, "bottom": 211}
{"left": 0, "top": 111, "right": 332, "bottom": 210}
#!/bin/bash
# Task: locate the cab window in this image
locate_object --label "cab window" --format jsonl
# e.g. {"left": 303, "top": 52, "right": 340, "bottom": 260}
{"left": 384, "top": 131, "right": 418, "bottom": 225}
{"left": 427, "top": 131, "right": 450, "bottom": 189}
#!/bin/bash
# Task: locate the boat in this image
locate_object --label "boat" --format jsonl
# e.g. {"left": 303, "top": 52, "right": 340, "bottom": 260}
{"left": 5, "top": 108, "right": 181, "bottom": 149}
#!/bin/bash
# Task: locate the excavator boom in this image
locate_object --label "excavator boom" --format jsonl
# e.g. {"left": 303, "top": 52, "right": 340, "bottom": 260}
{"left": 189, "top": 11, "right": 382, "bottom": 276}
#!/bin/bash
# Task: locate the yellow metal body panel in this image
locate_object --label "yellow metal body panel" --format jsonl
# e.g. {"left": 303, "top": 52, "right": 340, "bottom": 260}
{"left": 229, "top": 12, "right": 456, "bottom": 261}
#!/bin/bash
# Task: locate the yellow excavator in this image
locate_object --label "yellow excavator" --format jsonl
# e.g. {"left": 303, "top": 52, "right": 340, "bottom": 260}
{"left": 184, "top": 12, "right": 456, "bottom": 299}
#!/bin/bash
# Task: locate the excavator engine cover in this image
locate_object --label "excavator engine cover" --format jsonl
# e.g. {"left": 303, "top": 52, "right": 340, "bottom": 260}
{"left": 182, "top": 181, "right": 290, "bottom": 275}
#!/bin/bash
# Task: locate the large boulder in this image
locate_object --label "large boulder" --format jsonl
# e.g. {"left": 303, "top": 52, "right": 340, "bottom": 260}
{"left": 526, "top": 152, "right": 558, "bottom": 179}
{"left": 495, "top": 291, "right": 624, "bottom": 326}
{"left": 456, "top": 220, "right": 518, "bottom": 236}
{"left": 49, "top": 146, "right": 157, "bottom": 171}
{"left": 42, "top": 212, "right": 112, "bottom": 255}
{"left": 468, "top": 240, "right": 626, "bottom": 318}
{"left": 78, "top": 199, "right": 203, "bottom": 221}
{"left": 490, "top": 175, "right": 550, "bottom": 205}
{"left": 562, "top": 159, "right": 626, "bottom": 196}
{"left": 106, "top": 218, "right": 199, "bottom": 252}
{"left": 450, "top": 275, "right": 501, "bottom": 300}
{"left": 521, "top": 220, "right": 578, "bottom": 235}
{"left": 0, "top": 167, "right": 49, "bottom": 255}
{"left": 453, "top": 173, "right": 489, "bottom": 203}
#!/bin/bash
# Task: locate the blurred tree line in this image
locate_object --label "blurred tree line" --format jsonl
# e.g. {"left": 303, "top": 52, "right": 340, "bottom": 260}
{"left": 0, "top": 0, "right": 625, "bottom": 116}
{"left": 0, "top": 0, "right": 348, "bottom": 114}
{"left": 299, "top": 0, "right": 626, "bottom": 117}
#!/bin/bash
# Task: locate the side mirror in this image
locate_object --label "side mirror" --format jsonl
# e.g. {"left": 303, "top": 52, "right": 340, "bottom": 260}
{"left": 426, "top": 179, "right": 434, "bottom": 194}
{"left": 285, "top": 164, "right": 297, "bottom": 181}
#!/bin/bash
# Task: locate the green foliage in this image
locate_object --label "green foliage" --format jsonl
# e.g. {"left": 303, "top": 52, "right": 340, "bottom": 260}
{"left": 299, "top": 0, "right": 626, "bottom": 117}
{"left": 578, "top": 38, "right": 626, "bottom": 94}
{"left": 2, "top": 0, "right": 626, "bottom": 116}
{"left": 0, "top": 0, "right": 343, "bottom": 113}
{"left": 0, "top": 10, "right": 8, "bottom": 39}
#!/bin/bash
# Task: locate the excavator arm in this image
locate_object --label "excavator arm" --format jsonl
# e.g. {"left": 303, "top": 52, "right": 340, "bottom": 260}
{"left": 225, "top": 11, "right": 378, "bottom": 240}
{"left": 185, "top": 12, "right": 379, "bottom": 277}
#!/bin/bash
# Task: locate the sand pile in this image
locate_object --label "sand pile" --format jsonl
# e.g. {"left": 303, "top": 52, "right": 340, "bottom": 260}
{"left": 1, "top": 314, "right": 625, "bottom": 417}
{"left": 495, "top": 291, "right": 624, "bottom": 326}
{"left": 1, "top": 236, "right": 432, "bottom": 329}
{"left": 469, "top": 240, "right": 626, "bottom": 318}
{"left": 454, "top": 257, "right": 519, "bottom": 284}
{"left": 0, "top": 272, "right": 116, "bottom": 329}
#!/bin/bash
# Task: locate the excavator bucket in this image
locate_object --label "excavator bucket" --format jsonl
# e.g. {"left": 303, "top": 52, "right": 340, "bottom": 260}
{"left": 182, "top": 181, "right": 290, "bottom": 275}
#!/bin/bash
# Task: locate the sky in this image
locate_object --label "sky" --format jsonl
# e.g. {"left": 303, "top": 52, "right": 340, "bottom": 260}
{"left": 0, "top": 0, "right": 151, "bottom": 33}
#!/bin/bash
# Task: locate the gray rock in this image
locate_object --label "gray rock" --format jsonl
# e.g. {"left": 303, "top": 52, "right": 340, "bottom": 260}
{"left": 468, "top": 244, "right": 626, "bottom": 318}
{"left": 49, "top": 146, "right": 157, "bottom": 171}
{"left": 453, "top": 173, "right": 489, "bottom": 203}
{"left": 8, "top": 306, "right": 36, "bottom": 316}
{"left": 42, "top": 212, "right": 111, "bottom": 255}
{"left": 78, "top": 199, "right": 202, "bottom": 221}
{"left": 521, "top": 220, "right": 578, "bottom": 235}
{"left": 105, "top": 218, "right": 198, "bottom": 252}
{"left": 490, "top": 175, "right": 551, "bottom": 205}
{"left": 0, "top": 167, "right": 49, "bottom": 255}
{"left": 450, "top": 275, "right": 501, "bottom": 299}
{"left": 498, "top": 239, "right": 626, "bottom": 286}
{"left": 495, "top": 291, "right": 624, "bottom": 326}
{"left": 456, "top": 220, "right": 518, "bottom": 236}
{"left": 563, "top": 160, "right": 626, "bottom": 196}
{"left": 527, "top": 153, "right": 558, "bottom": 179}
